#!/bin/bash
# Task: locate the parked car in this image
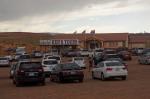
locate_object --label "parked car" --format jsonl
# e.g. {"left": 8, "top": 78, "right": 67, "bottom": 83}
{"left": 72, "top": 57, "right": 86, "bottom": 69}
{"left": 141, "top": 48, "right": 150, "bottom": 55}
{"left": 47, "top": 55, "right": 61, "bottom": 63}
{"left": 80, "top": 49, "right": 89, "bottom": 57}
{"left": 131, "top": 48, "right": 144, "bottom": 56}
{"left": 93, "top": 53, "right": 104, "bottom": 66}
{"left": 14, "top": 53, "right": 22, "bottom": 61}
{"left": 103, "top": 54, "right": 120, "bottom": 61}
{"left": 50, "top": 62, "right": 84, "bottom": 83}
{"left": 0, "top": 57, "right": 10, "bottom": 67}
{"left": 102, "top": 49, "right": 116, "bottom": 55}
{"left": 92, "top": 61, "right": 128, "bottom": 80}
{"left": 5, "top": 55, "right": 13, "bottom": 62}
{"left": 42, "top": 53, "right": 53, "bottom": 60}
{"left": 10, "top": 63, "right": 17, "bottom": 78}
{"left": 105, "top": 58, "right": 128, "bottom": 69}
{"left": 68, "top": 51, "right": 80, "bottom": 57}
{"left": 31, "top": 51, "right": 43, "bottom": 58}
{"left": 42, "top": 59, "right": 58, "bottom": 77}
{"left": 118, "top": 51, "right": 132, "bottom": 60}
{"left": 94, "top": 48, "right": 104, "bottom": 56}
{"left": 138, "top": 52, "right": 150, "bottom": 65}
{"left": 18, "top": 54, "right": 31, "bottom": 61}
{"left": 13, "top": 61, "right": 45, "bottom": 87}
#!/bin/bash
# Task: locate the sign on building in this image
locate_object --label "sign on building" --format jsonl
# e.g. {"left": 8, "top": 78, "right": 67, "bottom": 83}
{"left": 40, "top": 39, "right": 79, "bottom": 45}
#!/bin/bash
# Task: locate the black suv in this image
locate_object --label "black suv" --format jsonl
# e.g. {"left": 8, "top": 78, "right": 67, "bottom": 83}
{"left": 13, "top": 61, "right": 45, "bottom": 87}
{"left": 50, "top": 63, "right": 84, "bottom": 83}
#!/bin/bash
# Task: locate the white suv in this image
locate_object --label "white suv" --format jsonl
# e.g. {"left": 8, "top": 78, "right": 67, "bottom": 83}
{"left": 0, "top": 57, "right": 10, "bottom": 67}
{"left": 42, "top": 59, "right": 58, "bottom": 77}
{"left": 72, "top": 57, "right": 86, "bottom": 69}
{"left": 92, "top": 61, "right": 128, "bottom": 80}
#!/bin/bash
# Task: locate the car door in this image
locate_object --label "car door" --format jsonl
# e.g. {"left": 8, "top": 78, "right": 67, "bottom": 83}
{"left": 93, "top": 64, "right": 99, "bottom": 78}
{"left": 97, "top": 62, "right": 104, "bottom": 79}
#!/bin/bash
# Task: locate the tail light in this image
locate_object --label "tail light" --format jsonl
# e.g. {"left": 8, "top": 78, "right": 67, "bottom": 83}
{"left": 123, "top": 67, "right": 127, "bottom": 70}
{"left": 62, "top": 71, "right": 70, "bottom": 75}
{"left": 38, "top": 68, "right": 43, "bottom": 72}
{"left": 106, "top": 68, "right": 113, "bottom": 71}
{"left": 17, "top": 70, "right": 25, "bottom": 75}
{"left": 76, "top": 70, "right": 83, "bottom": 75}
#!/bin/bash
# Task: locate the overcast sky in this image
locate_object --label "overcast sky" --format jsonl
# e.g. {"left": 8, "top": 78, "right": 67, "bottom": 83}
{"left": 0, "top": 0, "right": 150, "bottom": 33}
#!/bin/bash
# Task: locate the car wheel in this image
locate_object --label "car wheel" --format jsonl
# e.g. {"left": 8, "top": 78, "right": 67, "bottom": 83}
{"left": 145, "top": 60, "right": 149, "bottom": 65}
{"left": 15, "top": 81, "right": 21, "bottom": 87}
{"left": 13, "top": 79, "right": 16, "bottom": 84}
{"left": 50, "top": 76, "right": 54, "bottom": 82}
{"left": 58, "top": 75, "right": 63, "bottom": 83}
{"left": 79, "top": 79, "right": 83, "bottom": 83}
{"left": 41, "top": 80, "right": 45, "bottom": 86}
{"left": 122, "top": 76, "right": 126, "bottom": 80}
{"left": 101, "top": 73, "right": 105, "bottom": 81}
{"left": 92, "top": 72, "right": 96, "bottom": 79}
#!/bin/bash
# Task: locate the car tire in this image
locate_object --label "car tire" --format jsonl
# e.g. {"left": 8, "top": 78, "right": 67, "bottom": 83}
{"left": 13, "top": 79, "right": 16, "bottom": 85}
{"left": 145, "top": 60, "right": 149, "bottom": 65}
{"left": 79, "top": 79, "right": 83, "bottom": 83}
{"left": 122, "top": 76, "right": 126, "bottom": 80}
{"left": 101, "top": 73, "right": 105, "bottom": 81}
{"left": 92, "top": 72, "right": 96, "bottom": 79}
{"left": 50, "top": 76, "right": 54, "bottom": 82}
{"left": 15, "top": 81, "right": 21, "bottom": 87}
{"left": 41, "top": 80, "right": 45, "bottom": 86}
{"left": 58, "top": 76, "right": 63, "bottom": 83}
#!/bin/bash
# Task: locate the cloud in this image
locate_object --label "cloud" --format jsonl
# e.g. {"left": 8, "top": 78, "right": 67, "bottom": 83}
{"left": 0, "top": 0, "right": 149, "bottom": 32}
{"left": 0, "top": 0, "right": 116, "bottom": 21}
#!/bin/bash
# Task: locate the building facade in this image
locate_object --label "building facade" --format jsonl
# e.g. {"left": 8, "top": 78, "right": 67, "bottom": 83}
{"left": 40, "top": 33, "right": 129, "bottom": 50}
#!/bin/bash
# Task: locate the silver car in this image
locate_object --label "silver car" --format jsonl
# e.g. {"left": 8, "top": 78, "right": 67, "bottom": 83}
{"left": 138, "top": 53, "right": 150, "bottom": 65}
{"left": 0, "top": 57, "right": 10, "bottom": 67}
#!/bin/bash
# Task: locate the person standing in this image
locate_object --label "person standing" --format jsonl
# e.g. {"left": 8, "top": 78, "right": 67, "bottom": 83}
{"left": 88, "top": 57, "right": 93, "bottom": 72}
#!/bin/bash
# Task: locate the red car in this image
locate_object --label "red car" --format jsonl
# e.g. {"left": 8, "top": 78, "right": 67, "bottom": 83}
{"left": 118, "top": 51, "right": 132, "bottom": 60}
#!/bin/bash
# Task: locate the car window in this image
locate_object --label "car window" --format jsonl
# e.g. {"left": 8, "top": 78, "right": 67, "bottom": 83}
{"left": 20, "top": 62, "right": 41, "bottom": 69}
{"left": 0, "top": 58, "right": 8, "bottom": 60}
{"left": 106, "top": 62, "right": 123, "bottom": 67}
{"left": 20, "top": 55, "right": 30, "bottom": 59}
{"left": 43, "top": 60, "right": 58, "bottom": 65}
{"left": 74, "top": 58, "right": 83, "bottom": 61}
{"left": 61, "top": 63, "right": 81, "bottom": 70}
{"left": 48, "top": 56, "right": 60, "bottom": 60}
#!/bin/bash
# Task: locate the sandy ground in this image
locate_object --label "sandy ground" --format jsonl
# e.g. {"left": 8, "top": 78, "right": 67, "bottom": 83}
{"left": 0, "top": 56, "right": 150, "bottom": 99}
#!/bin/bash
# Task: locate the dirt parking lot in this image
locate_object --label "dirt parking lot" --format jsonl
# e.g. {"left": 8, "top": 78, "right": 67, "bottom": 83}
{"left": 0, "top": 56, "right": 150, "bottom": 99}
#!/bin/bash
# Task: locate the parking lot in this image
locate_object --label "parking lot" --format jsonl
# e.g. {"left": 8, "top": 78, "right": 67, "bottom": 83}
{"left": 0, "top": 56, "right": 150, "bottom": 99}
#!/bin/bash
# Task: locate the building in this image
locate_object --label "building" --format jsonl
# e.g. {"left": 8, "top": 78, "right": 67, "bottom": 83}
{"left": 129, "top": 33, "right": 150, "bottom": 48}
{"left": 40, "top": 33, "right": 129, "bottom": 50}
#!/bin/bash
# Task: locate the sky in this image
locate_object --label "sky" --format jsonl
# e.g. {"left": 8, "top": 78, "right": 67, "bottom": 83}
{"left": 0, "top": 0, "right": 150, "bottom": 33}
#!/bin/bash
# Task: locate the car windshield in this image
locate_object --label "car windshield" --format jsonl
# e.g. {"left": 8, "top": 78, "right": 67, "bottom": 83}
{"left": 61, "top": 63, "right": 81, "bottom": 70}
{"left": 82, "top": 49, "right": 88, "bottom": 51}
{"left": 20, "top": 55, "right": 30, "bottom": 59}
{"left": 0, "top": 58, "right": 8, "bottom": 60}
{"left": 20, "top": 62, "right": 41, "bottom": 69}
{"left": 106, "top": 58, "right": 122, "bottom": 62}
{"left": 95, "top": 49, "right": 103, "bottom": 52}
{"left": 107, "top": 55, "right": 120, "bottom": 58}
{"left": 74, "top": 58, "right": 83, "bottom": 61}
{"left": 105, "top": 50, "right": 116, "bottom": 54}
{"left": 43, "top": 60, "right": 58, "bottom": 65}
{"left": 145, "top": 53, "right": 150, "bottom": 56}
{"left": 106, "top": 62, "right": 123, "bottom": 66}
{"left": 48, "top": 56, "right": 60, "bottom": 60}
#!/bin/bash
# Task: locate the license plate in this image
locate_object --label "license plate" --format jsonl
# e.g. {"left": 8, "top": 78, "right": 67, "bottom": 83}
{"left": 71, "top": 71, "right": 76, "bottom": 74}
{"left": 28, "top": 73, "right": 35, "bottom": 76}
{"left": 116, "top": 68, "right": 120, "bottom": 71}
